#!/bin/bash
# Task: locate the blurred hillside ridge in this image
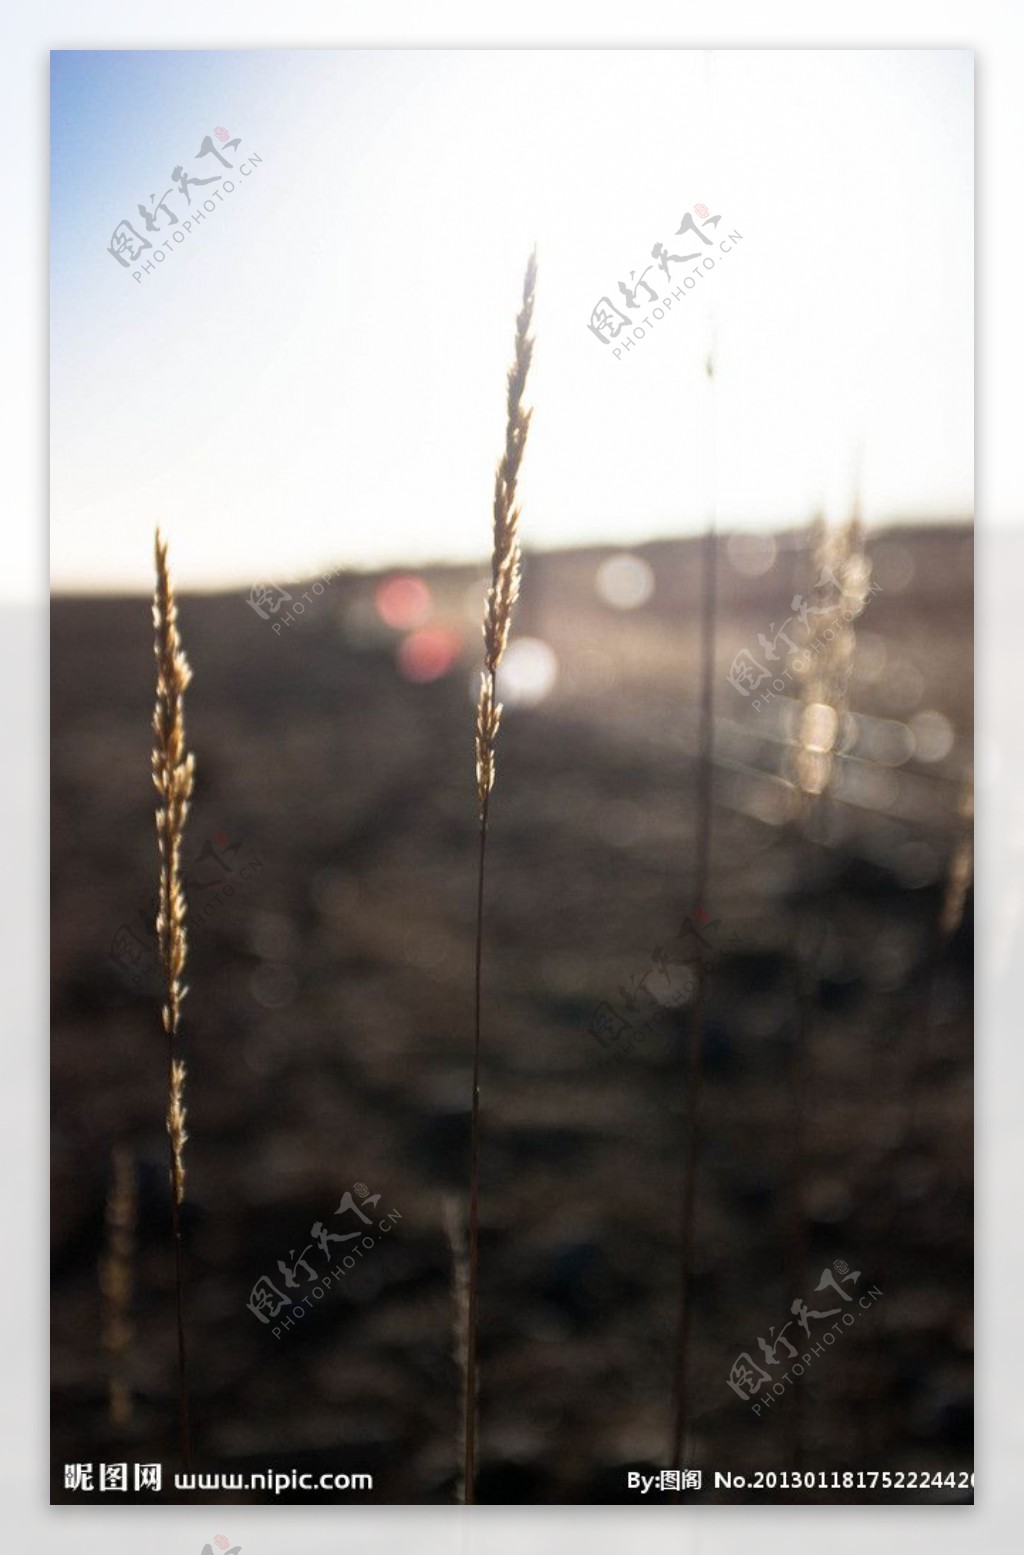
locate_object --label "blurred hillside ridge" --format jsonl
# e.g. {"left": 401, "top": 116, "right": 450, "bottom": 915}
{"left": 51, "top": 521, "right": 973, "bottom": 1504}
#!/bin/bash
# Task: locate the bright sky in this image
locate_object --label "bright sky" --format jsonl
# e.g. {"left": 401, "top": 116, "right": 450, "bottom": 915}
{"left": 50, "top": 48, "right": 973, "bottom": 593}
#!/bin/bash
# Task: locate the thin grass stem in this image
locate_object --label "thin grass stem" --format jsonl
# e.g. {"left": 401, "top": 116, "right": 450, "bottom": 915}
{"left": 152, "top": 530, "right": 195, "bottom": 1475}
{"left": 463, "top": 253, "right": 536, "bottom": 1503}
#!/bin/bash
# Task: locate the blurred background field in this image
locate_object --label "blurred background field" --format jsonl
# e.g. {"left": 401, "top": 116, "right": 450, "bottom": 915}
{"left": 50, "top": 521, "right": 972, "bottom": 1503}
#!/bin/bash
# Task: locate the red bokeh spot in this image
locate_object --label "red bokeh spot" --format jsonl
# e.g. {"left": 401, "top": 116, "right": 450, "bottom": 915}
{"left": 694, "top": 905, "right": 710, "bottom": 925}
{"left": 374, "top": 575, "right": 431, "bottom": 631}
{"left": 397, "top": 627, "right": 461, "bottom": 683}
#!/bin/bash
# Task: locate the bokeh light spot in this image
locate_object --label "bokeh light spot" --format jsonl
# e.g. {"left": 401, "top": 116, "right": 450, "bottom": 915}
{"left": 909, "top": 709, "right": 955, "bottom": 763}
{"left": 799, "top": 701, "right": 839, "bottom": 754}
{"left": 495, "top": 637, "right": 558, "bottom": 707}
{"left": 397, "top": 626, "right": 462, "bottom": 683}
{"left": 250, "top": 964, "right": 297, "bottom": 1009}
{"left": 866, "top": 718, "right": 915, "bottom": 767}
{"left": 595, "top": 553, "right": 654, "bottom": 610}
{"left": 877, "top": 656, "right": 925, "bottom": 714}
{"left": 726, "top": 531, "right": 778, "bottom": 578}
{"left": 375, "top": 574, "right": 431, "bottom": 630}
{"left": 870, "top": 541, "right": 915, "bottom": 592}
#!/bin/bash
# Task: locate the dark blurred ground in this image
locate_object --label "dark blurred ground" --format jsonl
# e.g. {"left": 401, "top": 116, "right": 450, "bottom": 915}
{"left": 50, "top": 523, "right": 973, "bottom": 1504}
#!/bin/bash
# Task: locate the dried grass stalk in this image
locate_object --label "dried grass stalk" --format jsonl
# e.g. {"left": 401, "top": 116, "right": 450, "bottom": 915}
{"left": 669, "top": 350, "right": 717, "bottom": 1476}
{"left": 441, "top": 1195, "right": 471, "bottom": 1504}
{"left": 153, "top": 530, "right": 194, "bottom": 1039}
{"left": 465, "top": 251, "right": 537, "bottom": 1504}
{"left": 781, "top": 505, "right": 872, "bottom": 1464}
{"left": 940, "top": 767, "right": 974, "bottom": 939}
{"left": 100, "top": 1145, "right": 137, "bottom": 1429}
{"left": 168, "top": 1059, "right": 189, "bottom": 1203}
{"left": 152, "top": 529, "right": 195, "bottom": 1471}
{"left": 473, "top": 249, "right": 536, "bottom": 818}
{"left": 791, "top": 510, "right": 872, "bottom": 800}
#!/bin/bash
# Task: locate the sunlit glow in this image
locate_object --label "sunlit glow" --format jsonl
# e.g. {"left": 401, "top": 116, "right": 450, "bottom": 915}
{"left": 836, "top": 711, "right": 859, "bottom": 755}
{"left": 375, "top": 575, "right": 432, "bottom": 630}
{"left": 50, "top": 52, "right": 972, "bottom": 594}
{"left": 800, "top": 701, "right": 839, "bottom": 754}
{"left": 727, "top": 532, "right": 778, "bottom": 578}
{"left": 397, "top": 625, "right": 461, "bottom": 682}
{"left": 596, "top": 554, "right": 654, "bottom": 611}
{"left": 910, "top": 709, "right": 955, "bottom": 762}
{"left": 747, "top": 783, "right": 795, "bottom": 827}
{"left": 877, "top": 657, "right": 925, "bottom": 714}
{"left": 495, "top": 637, "right": 558, "bottom": 707}
{"left": 865, "top": 718, "right": 915, "bottom": 767}
{"left": 871, "top": 542, "right": 915, "bottom": 593}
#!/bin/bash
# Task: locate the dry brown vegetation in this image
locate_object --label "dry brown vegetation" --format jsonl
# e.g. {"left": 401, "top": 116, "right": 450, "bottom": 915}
{"left": 51, "top": 518, "right": 972, "bottom": 1503}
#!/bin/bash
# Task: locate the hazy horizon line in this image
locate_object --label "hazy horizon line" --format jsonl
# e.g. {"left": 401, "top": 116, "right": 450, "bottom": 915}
{"left": 49, "top": 513, "right": 973, "bottom": 600}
